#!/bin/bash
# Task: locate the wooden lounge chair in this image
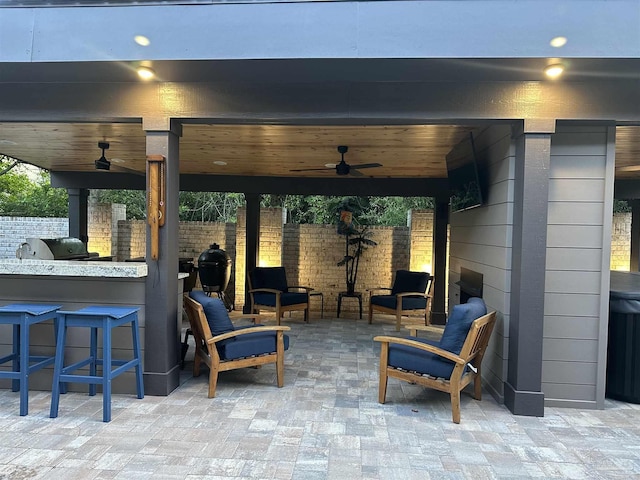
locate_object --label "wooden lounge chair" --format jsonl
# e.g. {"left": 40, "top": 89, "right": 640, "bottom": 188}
{"left": 183, "top": 290, "right": 291, "bottom": 398}
{"left": 368, "top": 270, "right": 433, "bottom": 331}
{"left": 247, "top": 266, "right": 313, "bottom": 324}
{"left": 374, "top": 298, "right": 496, "bottom": 423}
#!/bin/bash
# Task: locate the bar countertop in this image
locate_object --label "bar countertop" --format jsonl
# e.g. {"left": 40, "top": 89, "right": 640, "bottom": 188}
{"left": 0, "top": 258, "right": 148, "bottom": 278}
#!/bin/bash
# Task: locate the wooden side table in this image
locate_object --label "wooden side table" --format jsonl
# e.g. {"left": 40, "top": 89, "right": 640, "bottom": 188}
{"left": 337, "top": 291, "right": 363, "bottom": 319}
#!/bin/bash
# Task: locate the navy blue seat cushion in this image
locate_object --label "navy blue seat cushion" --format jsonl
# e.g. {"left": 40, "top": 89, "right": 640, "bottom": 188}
{"left": 391, "top": 270, "right": 430, "bottom": 295}
{"left": 250, "top": 267, "right": 289, "bottom": 292}
{"left": 217, "top": 330, "right": 290, "bottom": 360}
{"left": 252, "top": 292, "right": 308, "bottom": 307}
{"left": 370, "top": 295, "right": 427, "bottom": 310}
{"left": 189, "top": 290, "right": 235, "bottom": 336}
{"left": 438, "top": 298, "right": 487, "bottom": 354}
{"left": 388, "top": 337, "right": 457, "bottom": 379}
{"left": 387, "top": 297, "right": 487, "bottom": 379}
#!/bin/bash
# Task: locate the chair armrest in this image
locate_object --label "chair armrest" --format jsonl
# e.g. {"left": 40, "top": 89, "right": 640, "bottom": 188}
{"left": 404, "top": 324, "right": 444, "bottom": 337}
{"left": 287, "top": 286, "right": 314, "bottom": 293}
{"left": 248, "top": 288, "right": 283, "bottom": 295}
{"left": 373, "top": 335, "right": 465, "bottom": 365}
{"left": 396, "top": 292, "right": 430, "bottom": 298}
{"left": 209, "top": 325, "right": 291, "bottom": 344}
{"left": 366, "top": 287, "right": 392, "bottom": 295}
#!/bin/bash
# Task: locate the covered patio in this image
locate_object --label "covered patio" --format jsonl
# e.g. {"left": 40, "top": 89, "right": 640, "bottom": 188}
{"left": 1, "top": 316, "right": 639, "bottom": 479}
{"left": 1, "top": 0, "right": 639, "bottom": 422}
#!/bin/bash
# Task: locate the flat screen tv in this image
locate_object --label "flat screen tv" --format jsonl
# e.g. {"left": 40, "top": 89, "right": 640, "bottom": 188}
{"left": 446, "top": 132, "right": 483, "bottom": 213}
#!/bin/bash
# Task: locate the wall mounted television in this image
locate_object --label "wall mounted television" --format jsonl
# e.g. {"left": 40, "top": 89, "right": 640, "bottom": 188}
{"left": 446, "top": 132, "right": 483, "bottom": 213}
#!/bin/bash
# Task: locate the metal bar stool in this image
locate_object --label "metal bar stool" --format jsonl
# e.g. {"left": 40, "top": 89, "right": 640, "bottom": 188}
{"left": 0, "top": 303, "right": 61, "bottom": 416}
{"left": 50, "top": 305, "right": 144, "bottom": 422}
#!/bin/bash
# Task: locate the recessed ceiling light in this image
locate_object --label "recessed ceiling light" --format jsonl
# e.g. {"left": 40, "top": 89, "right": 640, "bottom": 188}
{"left": 134, "top": 35, "right": 150, "bottom": 47}
{"left": 544, "top": 63, "right": 565, "bottom": 79}
{"left": 213, "top": 161, "right": 227, "bottom": 166}
{"left": 550, "top": 36, "right": 567, "bottom": 48}
{"left": 137, "top": 65, "right": 155, "bottom": 80}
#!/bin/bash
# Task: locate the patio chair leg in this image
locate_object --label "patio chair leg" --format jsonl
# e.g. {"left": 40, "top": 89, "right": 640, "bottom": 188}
{"left": 378, "top": 344, "right": 389, "bottom": 403}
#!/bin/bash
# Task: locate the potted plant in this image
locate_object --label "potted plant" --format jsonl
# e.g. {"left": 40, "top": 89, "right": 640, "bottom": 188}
{"left": 336, "top": 204, "right": 377, "bottom": 294}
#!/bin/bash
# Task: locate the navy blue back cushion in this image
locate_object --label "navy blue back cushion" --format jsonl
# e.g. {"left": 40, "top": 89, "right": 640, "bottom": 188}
{"left": 250, "top": 267, "right": 288, "bottom": 292}
{"left": 391, "top": 270, "right": 430, "bottom": 295}
{"left": 189, "top": 290, "right": 235, "bottom": 336}
{"left": 439, "top": 297, "right": 487, "bottom": 354}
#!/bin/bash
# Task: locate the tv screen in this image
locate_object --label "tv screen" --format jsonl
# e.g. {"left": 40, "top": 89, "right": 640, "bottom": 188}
{"left": 446, "top": 132, "right": 483, "bottom": 213}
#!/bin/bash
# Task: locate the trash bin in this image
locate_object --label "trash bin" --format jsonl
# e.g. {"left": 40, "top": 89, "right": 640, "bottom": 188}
{"left": 607, "top": 271, "right": 640, "bottom": 403}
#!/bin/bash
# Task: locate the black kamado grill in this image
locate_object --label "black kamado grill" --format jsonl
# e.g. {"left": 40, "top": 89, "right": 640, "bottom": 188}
{"left": 197, "top": 243, "right": 232, "bottom": 304}
{"left": 181, "top": 243, "right": 232, "bottom": 367}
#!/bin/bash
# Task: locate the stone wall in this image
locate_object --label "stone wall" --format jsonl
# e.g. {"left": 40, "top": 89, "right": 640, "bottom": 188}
{"left": 611, "top": 212, "right": 631, "bottom": 271}
{"left": 0, "top": 216, "right": 68, "bottom": 258}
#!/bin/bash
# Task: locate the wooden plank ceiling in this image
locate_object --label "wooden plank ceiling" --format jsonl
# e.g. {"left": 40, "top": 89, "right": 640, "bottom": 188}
{"left": 0, "top": 123, "right": 638, "bottom": 179}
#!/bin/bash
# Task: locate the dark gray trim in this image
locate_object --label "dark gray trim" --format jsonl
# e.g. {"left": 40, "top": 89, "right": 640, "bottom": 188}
{"left": 143, "top": 129, "right": 181, "bottom": 396}
{"left": 1, "top": 80, "right": 639, "bottom": 124}
{"left": 52, "top": 172, "right": 450, "bottom": 197}
{"left": 504, "top": 126, "right": 550, "bottom": 417}
{"left": 243, "top": 193, "right": 260, "bottom": 314}
{"left": 615, "top": 180, "right": 640, "bottom": 200}
{"left": 67, "top": 188, "right": 89, "bottom": 243}
{"left": 431, "top": 197, "right": 449, "bottom": 325}
{"left": 631, "top": 201, "right": 640, "bottom": 272}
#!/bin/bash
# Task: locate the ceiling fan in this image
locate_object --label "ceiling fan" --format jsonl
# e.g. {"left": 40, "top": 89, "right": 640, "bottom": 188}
{"left": 290, "top": 146, "right": 382, "bottom": 177}
{"left": 94, "top": 141, "right": 143, "bottom": 175}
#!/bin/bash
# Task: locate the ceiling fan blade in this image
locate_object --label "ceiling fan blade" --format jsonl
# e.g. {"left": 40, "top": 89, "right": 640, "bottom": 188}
{"left": 348, "top": 163, "right": 382, "bottom": 169}
{"left": 289, "top": 167, "right": 333, "bottom": 172}
{"left": 349, "top": 169, "right": 365, "bottom": 177}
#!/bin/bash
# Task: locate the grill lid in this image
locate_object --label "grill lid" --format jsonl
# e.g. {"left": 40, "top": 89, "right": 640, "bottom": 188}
{"left": 17, "top": 237, "right": 90, "bottom": 260}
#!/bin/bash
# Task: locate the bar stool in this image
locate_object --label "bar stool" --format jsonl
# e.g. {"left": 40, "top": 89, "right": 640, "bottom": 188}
{"left": 50, "top": 305, "right": 144, "bottom": 422}
{"left": 0, "top": 303, "right": 61, "bottom": 416}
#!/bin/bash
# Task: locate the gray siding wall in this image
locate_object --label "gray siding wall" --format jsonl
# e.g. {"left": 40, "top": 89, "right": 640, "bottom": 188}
{"left": 448, "top": 125, "right": 514, "bottom": 401}
{"left": 543, "top": 124, "right": 614, "bottom": 408}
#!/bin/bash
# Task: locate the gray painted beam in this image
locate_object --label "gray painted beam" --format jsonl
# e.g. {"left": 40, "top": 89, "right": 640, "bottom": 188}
{"left": 504, "top": 126, "right": 550, "bottom": 417}
{"left": 143, "top": 128, "right": 181, "bottom": 396}
{"left": 1, "top": 80, "right": 639, "bottom": 123}
{"left": 67, "top": 188, "right": 89, "bottom": 243}
{"left": 431, "top": 197, "right": 449, "bottom": 325}
{"left": 52, "top": 172, "right": 450, "bottom": 198}
{"left": 243, "top": 193, "right": 260, "bottom": 314}
{"left": 631, "top": 201, "right": 640, "bottom": 272}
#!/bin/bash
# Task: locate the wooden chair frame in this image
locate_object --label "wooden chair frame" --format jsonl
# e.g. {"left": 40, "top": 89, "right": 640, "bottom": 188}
{"left": 368, "top": 274, "right": 433, "bottom": 331}
{"left": 247, "top": 269, "right": 312, "bottom": 325}
{"left": 183, "top": 295, "right": 290, "bottom": 398}
{"left": 374, "top": 310, "right": 496, "bottom": 424}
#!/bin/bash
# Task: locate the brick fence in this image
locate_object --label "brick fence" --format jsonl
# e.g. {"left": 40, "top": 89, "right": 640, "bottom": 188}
{"left": 0, "top": 208, "right": 631, "bottom": 314}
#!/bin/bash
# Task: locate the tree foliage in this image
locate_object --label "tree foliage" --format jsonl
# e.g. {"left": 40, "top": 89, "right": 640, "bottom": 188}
{"left": 0, "top": 156, "right": 68, "bottom": 217}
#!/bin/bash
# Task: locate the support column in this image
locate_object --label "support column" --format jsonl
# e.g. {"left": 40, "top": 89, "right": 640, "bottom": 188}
{"left": 67, "top": 188, "right": 89, "bottom": 243}
{"left": 631, "top": 201, "right": 640, "bottom": 272}
{"left": 431, "top": 196, "right": 449, "bottom": 325}
{"left": 243, "top": 193, "right": 260, "bottom": 313}
{"left": 143, "top": 118, "right": 182, "bottom": 395}
{"left": 504, "top": 120, "right": 554, "bottom": 417}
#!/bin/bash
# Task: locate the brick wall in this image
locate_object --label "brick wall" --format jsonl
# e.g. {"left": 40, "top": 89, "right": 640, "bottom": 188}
{"left": 611, "top": 212, "right": 631, "bottom": 271}
{"left": 0, "top": 217, "right": 68, "bottom": 258}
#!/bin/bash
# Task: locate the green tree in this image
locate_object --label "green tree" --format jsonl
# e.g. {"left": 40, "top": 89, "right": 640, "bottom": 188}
{"left": 0, "top": 156, "right": 68, "bottom": 217}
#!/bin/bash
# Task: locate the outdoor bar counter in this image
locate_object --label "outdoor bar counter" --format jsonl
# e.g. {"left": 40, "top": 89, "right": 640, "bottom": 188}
{"left": 608, "top": 270, "right": 640, "bottom": 403}
{"left": 0, "top": 259, "right": 186, "bottom": 394}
